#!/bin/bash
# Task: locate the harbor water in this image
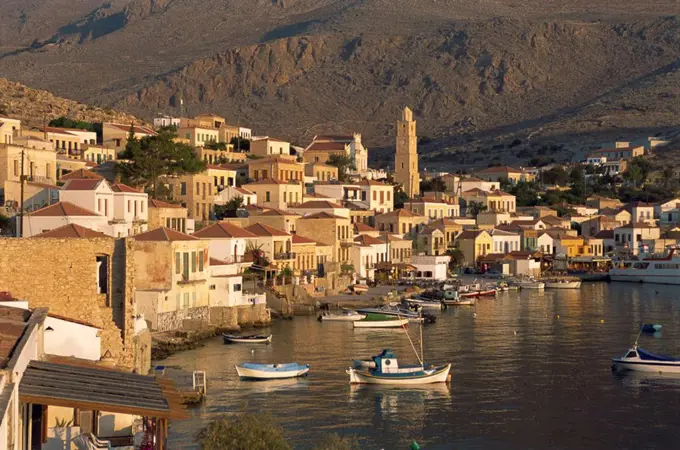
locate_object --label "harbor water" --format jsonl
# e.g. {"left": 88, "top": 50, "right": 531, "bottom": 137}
{"left": 163, "top": 282, "right": 680, "bottom": 449}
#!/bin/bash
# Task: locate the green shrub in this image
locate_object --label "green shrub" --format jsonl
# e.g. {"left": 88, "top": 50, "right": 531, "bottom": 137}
{"left": 197, "top": 413, "right": 291, "bottom": 450}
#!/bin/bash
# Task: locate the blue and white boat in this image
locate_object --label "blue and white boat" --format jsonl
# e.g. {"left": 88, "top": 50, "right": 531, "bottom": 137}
{"left": 346, "top": 349, "right": 451, "bottom": 385}
{"left": 612, "top": 345, "right": 680, "bottom": 373}
{"left": 235, "top": 362, "right": 310, "bottom": 380}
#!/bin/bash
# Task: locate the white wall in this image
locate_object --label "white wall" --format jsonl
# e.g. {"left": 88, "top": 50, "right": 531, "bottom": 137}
{"left": 207, "top": 238, "right": 249, "bottom": 262}
{"left": 411, "top": 255, "right": 450, "bottom": 280}
{"left": 22, "top": 215, "right": 109, "bottom": 237}
{"left": 44, "top": 317, "right": 101, "bottom": 361}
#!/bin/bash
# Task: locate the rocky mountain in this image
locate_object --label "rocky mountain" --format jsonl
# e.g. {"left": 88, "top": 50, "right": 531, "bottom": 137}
{"left": 0, "top": 78, "right": 141, "bottom": 127}
{"left": 2, "top": 1, "right": 680, "bottom": 168}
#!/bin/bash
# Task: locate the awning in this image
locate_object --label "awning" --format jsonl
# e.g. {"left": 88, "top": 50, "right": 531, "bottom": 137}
{"left": 19, "top": 361, "right": 187, "bottom": 419}
{"left": 375, "top": 262, "right": 417, "bottom": 271}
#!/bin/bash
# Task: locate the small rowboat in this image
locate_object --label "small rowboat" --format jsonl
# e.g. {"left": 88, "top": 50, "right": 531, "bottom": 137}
{"left": 444, "top": 298, "right": 476, "bottom": 306}
{"left": 236, "top": 362, "right": 310, "bottom": 380}
{"left": 641, "top": 324, "right": 662, "bottom": 333}
{"left": 318, "top": 310, "right": 366, "bottom": 322}
{"left": 222, "top": 334, "right": 272, "bottom": 344}
{"left": 404, "top": 298, "right": 444, "bottom": 309}
{"left": 353, "top": 314, "right": 409, "bottom": 328}
{"left": 544, "top": 279, "right": 582, "bottom": 289}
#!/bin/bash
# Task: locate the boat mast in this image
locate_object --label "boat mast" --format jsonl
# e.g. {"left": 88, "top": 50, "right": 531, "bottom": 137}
{"left": 420, "top": 311, "right": 424, "bottom": 369}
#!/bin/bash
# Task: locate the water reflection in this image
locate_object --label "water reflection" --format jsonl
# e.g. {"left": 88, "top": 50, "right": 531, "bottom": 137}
{"left": 164, "top": 282, "right": 680, "bottom": 449}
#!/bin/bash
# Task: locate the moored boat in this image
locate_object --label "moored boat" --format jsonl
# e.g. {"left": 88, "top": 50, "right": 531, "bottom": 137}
{"left": 235, "top": 362, "right": 310, "bottom": 380}
{"left": 609, "top": 248, "right": 680, "bottom": 285}
{"left": 444, "top": 298, "right": 476, "bottom": 306}
{"left": 347, "top": 349, "right": 451, "bottom": 385}
{"left": 641, "top": 324, "right": 662, "bottom": 333}
{"left": 612, "top": 345, "right": 680, "bottom": 373}
{"left": 318, "top": 310, "right": 366, "bottom": 322}
{"left": 222, "top": 334, "right": 272, "bottom": 344}
{"left": 356, "top": 304, "right": 420, "bottom": 320}
{"left": 404, "top": 298, "right": 444, "bottom": 310}
{"left": 511, "top": 278, "right": 545, "bottom": 289}
{"left": 544, "top": 279, "right": 582, "bottom": 289}
{"left": 353, "top": 313, "right": 410, "bottom": 328}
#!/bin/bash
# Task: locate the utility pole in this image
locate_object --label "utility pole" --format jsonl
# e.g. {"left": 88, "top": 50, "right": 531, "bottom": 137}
{"left": 19, "top": 149, "right": 25, "bottom": 237}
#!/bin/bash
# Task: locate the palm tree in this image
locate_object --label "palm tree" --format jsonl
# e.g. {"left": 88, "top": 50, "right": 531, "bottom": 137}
{"left": 659, "top": 166, "right": 676, "bottom": 190}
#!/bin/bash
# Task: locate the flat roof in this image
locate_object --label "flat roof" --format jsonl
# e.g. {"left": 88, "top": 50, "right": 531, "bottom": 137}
{"left": 20, "top": 360, "right": 187, "bottom": 419}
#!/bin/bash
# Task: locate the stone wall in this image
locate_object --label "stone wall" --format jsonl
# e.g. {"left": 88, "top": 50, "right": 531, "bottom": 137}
{"left": 156, "top": 305, "right": 210, "bottom": 332}
{"left": 210, "top": 304, "right": 270, "bottom": 329}
{"left": 0, "top": 237, "right": 136, "bottom": 368}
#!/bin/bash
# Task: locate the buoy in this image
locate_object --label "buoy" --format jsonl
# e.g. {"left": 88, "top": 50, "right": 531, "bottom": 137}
{"left": 251, "top": 349, "right": 255, "bottom": 354}
{"left": 557, "top": 315, "right": 560, "bottom": 319}
{"left": 600, "top": 319, "right": 604, "bottom": 323}
{"left": 410, "top": 442, "right": 421, "bottom": 450}
{"left": 473, "top": 312, "right": 477, "bottom": 318}
{"left": 513, "top": 330, "right": 517, "bottom": 336}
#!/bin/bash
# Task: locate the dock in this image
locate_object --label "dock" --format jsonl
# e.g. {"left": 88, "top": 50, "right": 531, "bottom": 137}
{"left": 154, "top": 366, "right": 207, "bottom": 405}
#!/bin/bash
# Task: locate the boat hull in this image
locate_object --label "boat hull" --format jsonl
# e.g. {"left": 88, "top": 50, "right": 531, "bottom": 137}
{"left": 223, "top": 334, "right": 272, "bottom": 344}
{"left": 347, "top": 364, "right": 451, "bottom": 385}
{"left": 544, "top": 281, "right": 582, "bottom": 289}
{"left": 611, "top": 358, "right": 680, "bottom": 373}
{"left": 405, "top": 299, "right": 443, "bottom": 310}
{"left": 609, "top": 269, "right": 680, "bottom": 285}
{"left": 443, "top": 299, "right": 476, "bottom": 306}
{"left": 320, "top": 314, "right": 366, "bottom": 322}
{"left": 235, "top": 365, "right": 310, "bottom": 380}
{"left": 353, "top": 318, "right": 409, "bottom": 328}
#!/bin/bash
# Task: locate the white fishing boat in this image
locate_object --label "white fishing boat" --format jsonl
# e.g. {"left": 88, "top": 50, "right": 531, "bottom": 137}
{"left": 235, "top": 362, "right": 310, "bottom": 380}
{"left": 222, "top": 334, "right": 272, "bottom": 344}
{"left": 544, "top": 279, "right": 582, "bottom": 289}
{"left": 353, "top": 314, "right": 410, "bottom": 328}
{"left": 512, "top": 277, "right": 545, "bottom": 290}
{"left": 446, "top": 298, "right": 476, "bottom": 306}
{"left": 318, "top": 310, "right": 366, "bottom": 322}
{"left": 609, "top": 247, "right": 680, "bottom": 285}
{"left": 347, "top": 349, "right": 451, "bottom": 385}
{"left": 404, "top": 298, "right": 444, "bottom": 310}
{"left": 612, "top": 345, "right": 680, "bottom": 373}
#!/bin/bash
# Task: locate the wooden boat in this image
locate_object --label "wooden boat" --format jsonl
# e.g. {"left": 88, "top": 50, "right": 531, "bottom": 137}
{"left": 641, "top": 324, "right": 662, "bottom": 333}
{"left": 544, "top": 279, "right": 582, "bottom": 289}
{"left": 222, "top": 334, "right": 272, "bottom": 344}
{"left": 404, "top": 298, "right": 444, "bottom": 310}
{"left": 356, "top": 305, "right": 420, "bottom": 320}
{"left": 235, "top": 362, "right": 310, "bottom": 380}
{"left": 612, "top": 345, "right": 680, "bottom": 373}
{"left": 318, "top": 310, "right": 366, "bottom": 322}
{"left": 347, "top": 349, "right": 451, "bottom": 385}
{"left": 444, "top": 298, "right": 476, "bottom": 306}
{"left": 353, "top": 313, "right": 410, "bottom": 328}
{"left": 511, "top": 278, "right": 545, "bottom": 289}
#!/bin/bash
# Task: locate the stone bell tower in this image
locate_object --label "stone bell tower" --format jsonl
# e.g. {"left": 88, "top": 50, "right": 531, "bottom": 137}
{"left": 394, "top": 106, "right": 419, "bottom": 198}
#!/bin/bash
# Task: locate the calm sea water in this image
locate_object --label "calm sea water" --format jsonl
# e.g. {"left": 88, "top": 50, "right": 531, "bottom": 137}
{"left": 162, "top": 283, "right": 680, "bottom": 449}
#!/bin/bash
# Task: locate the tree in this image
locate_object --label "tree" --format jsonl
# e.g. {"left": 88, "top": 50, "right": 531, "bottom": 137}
{"left": 214, "top": 196, "right": 244, "bottom": 219}
{"left": 659, "top": 166, "right": 677, "bottom": 190}
{"left": 420, "top": 176, "right": 447, "bottom": 193}
{"left": 117, "top": 126, "right": 206, "bottom": 197}
{"left": 326, "top": 154, "right": 355, "bottom": 181}
{"left": 49, "top": 116, "right": 96, "bottom": 132}
{"left": 0, "top": 213, "right": 11, "bottom": 235}
{"left": 628, "top": 156, "right": 653, "bottom": 184}
{"left": 313, "top": 434, "right": 361, "bottom": 450}
{"left": 197, "top": 413, "right": 291, "bottom": 450}
{"left": 205, "top": 142, "right": 228, "bottom": 150}
{"left": 445, "top": 247, "right": 465, "bottom": 269}
{"left": 569, "top": 166, "right": 585, "bottom": 185}
{"left": 230, "top": 137, "right": 251, "bottom": 152}
{"left": 541, "top": 166, "right": 569, "bottom": 186}
{"left": 467, "top": 201, "right": 488, "bottom": 218}
{"left": 393, "top": 188, "right": 409, "bottom": 209}
{"left": 624, "top": 165, "right": 643, "bottom": 188}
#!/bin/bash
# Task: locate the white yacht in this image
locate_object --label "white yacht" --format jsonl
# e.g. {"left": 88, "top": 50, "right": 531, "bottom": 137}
{"left": 609, "top": 248, "right": 680, "bottom": 285}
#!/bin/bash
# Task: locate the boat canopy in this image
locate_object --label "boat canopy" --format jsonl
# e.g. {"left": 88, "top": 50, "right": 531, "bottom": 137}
{"left": 637, "top": 347, "right": 680, "bottom": 362}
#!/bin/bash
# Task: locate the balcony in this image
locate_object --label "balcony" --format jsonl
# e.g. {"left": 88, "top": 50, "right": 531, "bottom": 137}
{"left": 274, "top": 252, "right": 296, "bottom": 260}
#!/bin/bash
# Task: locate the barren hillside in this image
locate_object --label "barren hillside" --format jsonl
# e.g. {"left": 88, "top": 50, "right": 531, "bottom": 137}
{"left": 2, "top": 0, "right": 680, "bottom": 169}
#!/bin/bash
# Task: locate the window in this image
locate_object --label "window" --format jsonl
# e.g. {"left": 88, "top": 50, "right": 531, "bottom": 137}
{"left": 192, "top": 292, "right": 197, "bottom": 308}
{"left": 12, "top": 160, "right": 18, "bottom": 177}
{"left": 183, "top": 293, "right": 190, "bottom": 308}
{"left": 180, "top": 182, "right": 187, "bottom": 195}
{"left": 198, "top": 250, "right": 204, "bottom": 272}
{"left": 234, "top": 283, "right": 242, "bottom": 292}
{"left": 128, "top": 200, "right": 132, "bottom": 213}
{"left": 196, "top": 182, "right": 200, "bottom": 194}
{"left": 283, "top": 191, "right": 287, "bottom": 202}
{"left": 183, "top": 252, "right": 190, "bottom": 279}
{"left": 175, "top": 252, "right": 181, "bottom": 274}
{"left": 266, "top": 191, "right": 271, "bottom": 202}
{"left": 191, "top": 251, "right": 197, "bottom": 272}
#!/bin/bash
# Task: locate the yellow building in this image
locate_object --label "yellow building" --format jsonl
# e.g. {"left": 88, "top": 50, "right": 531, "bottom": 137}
{"left": 430, "top": 218, "right": 464, "bottom": 247}
{"left": 242, "top": 179, "right": 303, "bottom": 210}
{"left": 462, "top": 188, "right": 516, "bottom": 214}
{"left": 206, "top": 164, "right": 237, "bottom": 191}
{"left": 177, "top": 126, "right": 220, "bottom": 148}
{"left": 375, "top": 209, "right": 429, "bottom": 238}
{"left": 196, "top": 145, "right": 245, "bottom": 164}
{"left": 244, "top": 223, "right": 295, "bottom": 271}
{"left": 556, "top": 236, "right": 593, "bottom": 258}
{"left": 0, "top": 141, "right": 57, "bottom": 201}
{"left": 474, "top": 166, "right": 536, "bottom": 185}
{"left": 81, "top": 144, "right": 117, "bottom": 165}
{"left": 291, "top": 234, "right": 318, "bottom": 274}
{"left": 248, "top": 156, "right": 304, "bottom": 183}
{"left": 102, "top": 123, "right": 156, "bottom": 153}
{"left": 250, "top": 138, "right": 291, "bottom": 157}
{"left": 148, "top": 199, "right": 191, "bottom": 233}
{"left": 302, "top": 141, "right": 349, "bottom": 165}
{"left": 417, "top": 226, "right": 447, "bottom": 256}
{"left": 296, "top": 211, "right": 353, "bottom": 264}
{"left": 455, "top": 230, "right": 493, "bottom": 266}
{"left": 404, "top": 196, "right": 459, "bottom": 219}
{"left": 305, "top": 162, "right": 338, "bottom": 182}
{"left": 387, "top": 234, "right": 413, "bottom": 264}
{"left": 247, "top": 208, "right": 299, "bottom": 234}
{"left": 167, "top": 173, "right": 214, "bottom": 222}
{"left": 0, "top": 116, "right": 21, "bottom": 144}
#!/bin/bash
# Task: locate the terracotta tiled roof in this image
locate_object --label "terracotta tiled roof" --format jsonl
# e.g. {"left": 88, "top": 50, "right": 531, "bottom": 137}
{"left": 357, "top": 179, "right": 389, "bottom": 186}
{"left": 305, "top": 142, "right": 348, "bottom": 151}
{"left": 476, "top": 166, "right": 522, "bottom": 174}
{"left": 295, "top": 200, "right": 343, "bottom": 209}
{"left": 29, "top": 202, "right": 100, "bottom": 217}
{"left": 234, "top": 187, "right": 255, "bottom": 195}
{"left": 379, "top": 209, "right": 423, "bottom": 218}
{"left": 209, "top": 257, "right": 230, "bottom": 266}
{"left": 456, "top": 230, "right": 486, "bottom": 240}
{"left": 134, "top": 227, "right": 198, "bottom": 241}
{"left": 61, "top": 179, "right": 107, "bottom": 191}
{"left": 541, "top": 215, "right": 565, "bottom": 225}
{"left": 0, "top": 306, "right": 33, "bottom": 369}
{"left": 244, "top": 178, "right": 295, "bottom": 186}
{"left": 33, "top": 224, "right": 107, "bottom": 238}
{"left": 110, "top": 183, "right": 142, "bottom": 193}
{"left": 193, "top": 222, "right": 257, "bottom": 239}
{"left": 258, "top": 208, "right": 299, "bottom": 217}
{"left": 616, "top": 222, "right": 659, "bottom": 229}
{"left": 245, "top": 223, "right": 290, "bottom": 237}
{"left": 314, "top": 135, "right": 354, "bottom": 141}
{"left": 60, "top": 168, "right": 103, "bottom": 181}
{"left": 292, "top": 234, "right": 317, "bottom": 244}
{"left": 488, "top": 229, "right": 519, "bottom": 236}
{"left": 107, "top": 123, "right": 156, "bottom": 135}
{"left": 593, "top": 229, "right": 614, "bottom": 239}
{"left": 148, "top": 199, "right": 182, "bottom": 208}
{"left": 354, "top": 223, "right": 377, "bottom": 233}
{"left": 354, "top": 235, "right": 385, "bottom": 245}
{"left": 300, "top": 211, "right": 345, "bottom": 220}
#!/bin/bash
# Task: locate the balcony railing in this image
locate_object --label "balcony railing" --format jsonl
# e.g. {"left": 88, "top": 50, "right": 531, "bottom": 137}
{"left": 274, "top": 252, "right": 296, "bottom": 260}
